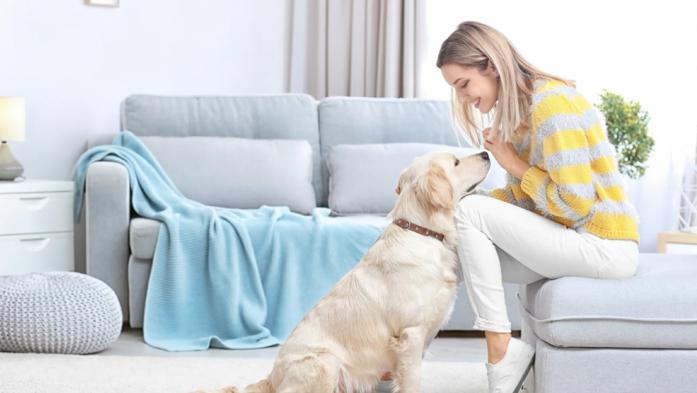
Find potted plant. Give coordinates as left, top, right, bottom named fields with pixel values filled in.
left=595, top=90, right=654, bottom=179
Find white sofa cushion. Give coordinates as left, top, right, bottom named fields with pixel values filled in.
left=520, top=253, right=697, bottom=349
left=326, top=142, right=506, bottom=215
left=140, top=136, right=316, bottom=214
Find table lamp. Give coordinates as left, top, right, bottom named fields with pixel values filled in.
left=0, top=97, right=26, bottom=180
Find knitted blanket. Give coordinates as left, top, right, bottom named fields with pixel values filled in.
left=73, top=131, right=381, bottom=351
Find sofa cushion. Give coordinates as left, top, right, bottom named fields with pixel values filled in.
left=129, top=215, right=390, bottom=261
left=520, top=253, right=697, bottom=349
left=327, top=213, right=391, bottom=228
left=327, top=143, right=507, bottom=215
left=121, top=94, right=322, bottom=204
left=318, top=97, right=469, bottom=206
left=139, top=136, right=316, bottom=214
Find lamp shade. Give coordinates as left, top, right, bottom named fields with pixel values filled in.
left=0, top=97, right=26, bottom=142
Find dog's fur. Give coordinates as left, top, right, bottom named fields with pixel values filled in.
left=198, top=151, right=490, bottom=393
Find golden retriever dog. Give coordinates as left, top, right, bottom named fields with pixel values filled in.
left=198, top=150, right=491, bottom=393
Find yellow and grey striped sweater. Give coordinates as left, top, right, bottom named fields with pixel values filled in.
left=488, top=79, right=640, bottom=243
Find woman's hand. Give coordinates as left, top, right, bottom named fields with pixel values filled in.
left=482, top=128, right=531, bottom=179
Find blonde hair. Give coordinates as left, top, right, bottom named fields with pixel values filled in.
left=436, top=21, right=574, bottom=146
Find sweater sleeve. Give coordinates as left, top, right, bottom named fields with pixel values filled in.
left=488, top=185, right=515, bottom=203
left=478, top=182, right=538, bottom=212
left=520, top=95, right=596, bottom=222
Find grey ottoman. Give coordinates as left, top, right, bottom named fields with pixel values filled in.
left=519, top=253, right=697, bottom=393
left=0, top=271, right=122, bottom=354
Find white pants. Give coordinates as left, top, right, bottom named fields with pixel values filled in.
left=454, top=195, right=639, bottom=333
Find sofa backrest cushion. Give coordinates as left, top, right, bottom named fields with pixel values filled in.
left=121, top=94, right=322, bottom=204
left=122, top=95, right=481, bottom=210
left=327, top=143, right=507, bottom=215
left=139, top=136, right=316, bottom=214
left=318, top=97, right=470, bottom=206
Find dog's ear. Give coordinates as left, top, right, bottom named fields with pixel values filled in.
left=414, top=165, right=454, bottom=214
left=395, top=168, right=411, bottom=195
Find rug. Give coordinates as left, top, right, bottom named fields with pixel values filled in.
left=0, top=353, right=488, bottom=393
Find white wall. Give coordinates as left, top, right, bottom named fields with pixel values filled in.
left=0, top=0, right=290, bottom=180
left=422, top=0, right=697, bottom=251
left=0, top=0, right=290, bottom=273
left=3, top=0, right=695, bottom=257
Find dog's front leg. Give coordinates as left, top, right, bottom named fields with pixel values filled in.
left=389, top=326, right=425, bottom=393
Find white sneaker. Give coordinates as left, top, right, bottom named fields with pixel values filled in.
left=485, top=338, right=535, bottom=393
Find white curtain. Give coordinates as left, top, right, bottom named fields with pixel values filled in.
left=680, top=140, right=697, bottom=231
left=289, top=0, right=427, bottom=99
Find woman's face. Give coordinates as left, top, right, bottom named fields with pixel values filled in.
left=441, top=63, right=499, bottom=114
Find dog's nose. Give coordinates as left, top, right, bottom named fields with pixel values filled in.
left=480, top=151, right=490, bottom=161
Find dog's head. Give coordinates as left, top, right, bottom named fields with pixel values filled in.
left=394, top=151, right=491, bottom=216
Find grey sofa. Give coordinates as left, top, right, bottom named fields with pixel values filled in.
left=519, top=252, right=697, bottom=392
left=85, top=94, right=697, bottom=392
left=84, top=93, right=523, bottom=331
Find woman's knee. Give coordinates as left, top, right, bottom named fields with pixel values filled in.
left=602, top=259, right=638, bottom=280
left=454, top=194, right=491, bottom=225
left=598, top=243, right=639, bottom=280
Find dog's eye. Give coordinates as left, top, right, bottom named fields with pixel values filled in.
left=454, top=158, right=460, bottom=166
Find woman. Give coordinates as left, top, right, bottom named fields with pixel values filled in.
left=437, top=21, right=639, bottom=392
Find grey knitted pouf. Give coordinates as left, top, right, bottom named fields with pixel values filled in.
left=0, top=271, right=122, bottom=354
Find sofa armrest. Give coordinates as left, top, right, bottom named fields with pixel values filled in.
left=85, top=161, right=131, bottom=322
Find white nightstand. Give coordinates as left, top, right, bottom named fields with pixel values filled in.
left=0, top=180, right=75, bottom=275
left=657, top=231, right=697, bottom=254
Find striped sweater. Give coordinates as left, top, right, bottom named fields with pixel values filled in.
left=488, top=79, right=640, bottom=243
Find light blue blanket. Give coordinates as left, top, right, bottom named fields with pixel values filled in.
left=73, top=131, right=382, bottom=351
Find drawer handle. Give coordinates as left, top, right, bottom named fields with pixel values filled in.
left=18, top=196, right=49, bottom=211
left=20, top=237, right=51, bottom=252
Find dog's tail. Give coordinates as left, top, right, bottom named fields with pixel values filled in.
left=243, top=378, right=274, bottom=393
left=190, top=385, right=243, bottom=393
left=193, top=378, right=271, bottom=393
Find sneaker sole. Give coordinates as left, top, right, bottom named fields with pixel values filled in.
left=512, top=354, right=535, bottom=393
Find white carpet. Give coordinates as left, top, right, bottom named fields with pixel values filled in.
left=0, top=353, right=489, bottom=393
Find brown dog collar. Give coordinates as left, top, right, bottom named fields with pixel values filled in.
left=393, top=218, right=445, bottom=242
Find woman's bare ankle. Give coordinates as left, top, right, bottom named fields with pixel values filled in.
left=484, top=331, right=512, bottom=364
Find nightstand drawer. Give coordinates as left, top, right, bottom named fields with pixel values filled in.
left=0, top=192, right=73, bottom=235
left=0, top=232, right=74, bottom=275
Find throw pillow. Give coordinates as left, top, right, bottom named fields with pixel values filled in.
left=140, top=135, right=316, bottom=214
left=326, top=142, right=506, bottom=215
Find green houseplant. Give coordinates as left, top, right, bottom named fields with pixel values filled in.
left=596, top=90, right=654, bottom=179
